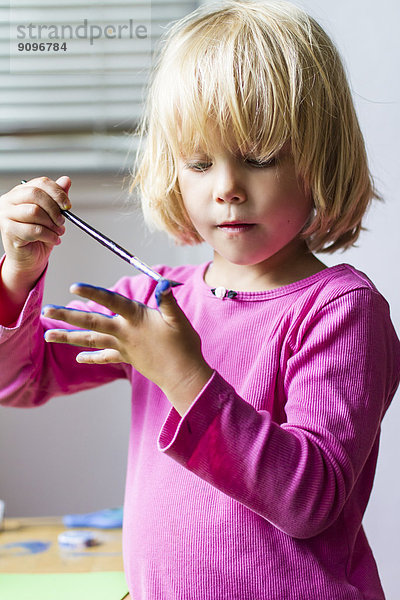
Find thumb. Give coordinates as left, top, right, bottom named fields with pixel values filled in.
left=56, top=175, right=72, bottom=193
left=155, top=279, right=182, bottom=323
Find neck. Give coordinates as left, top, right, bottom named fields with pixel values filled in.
left=205, top=240, right=327, bottom=292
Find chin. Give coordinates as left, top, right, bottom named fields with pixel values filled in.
left=220, top=253, right=271, bottom=267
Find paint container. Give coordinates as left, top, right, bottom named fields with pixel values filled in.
left=58, top=530, right=99, bottom=550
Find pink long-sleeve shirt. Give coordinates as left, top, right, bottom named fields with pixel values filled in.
left=1, top=258, right=400, bottom=600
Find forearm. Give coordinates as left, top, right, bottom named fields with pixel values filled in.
left=159, top=371, right=352, bottom=539
left=163, top=361, right=215, bottom=417
left=0, top=255, right=45, bottom=326
left=0, top=264, right=46, bottom=406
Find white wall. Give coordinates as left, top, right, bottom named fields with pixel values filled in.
left=297, top=2, right=400, bottom=597
left=1, top=0, right=399, bottom=597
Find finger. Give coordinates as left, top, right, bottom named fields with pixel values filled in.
left=23, top=176, right=71, bottom=210
left=11, top=203, right=65, bottom=238
left=13, top=201, right=65, bottom=230
left=76, top=349, right=124, bottom=364
left=5, top=190, right=64, bottom=230
left=2, top=217, right=64, bottom=249
left=55, top=175, right=72, bottom=194
left=69, top=283, right=146, bottom=322
left=42, top=304, right=118, bottom=335
left=155, top=279, right=186, bottom=327
left=155, top=279, right=172, bottom=307
left=44, top=327, right=118, bottom=350
left=17, top=176, right=71, bottom=226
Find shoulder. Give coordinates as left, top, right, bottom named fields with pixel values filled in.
left=305, top=262, right=377, bottom=294
left=286, top=263, right=399, bottom=354
left=291, top=263, right=388, bottom=315
left=285, top=264, right=400, bottom=409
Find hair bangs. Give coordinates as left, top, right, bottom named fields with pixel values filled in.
left=160, top=11, right=290, bottom=162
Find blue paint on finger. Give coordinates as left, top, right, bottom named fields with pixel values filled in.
left=155, top=279, right=172, bottom=307
left=70, top=282, right=107, bottom=292
left=42, top=304, right=65, bottom=314
left=42, top=305, right=115, bottom=319
left=44, top=328, right=76, bottom=335
left=44, top=328, right=94, bottom=342
left=42, top=305, right=85, bottom=315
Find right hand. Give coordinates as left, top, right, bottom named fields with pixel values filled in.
left=0, top=176, right=71, bottom=286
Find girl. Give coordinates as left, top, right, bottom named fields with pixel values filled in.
left=1, top=1, right=399, bottom=598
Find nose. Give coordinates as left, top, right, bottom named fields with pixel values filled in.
left=214, top=160, right=246, bottom=204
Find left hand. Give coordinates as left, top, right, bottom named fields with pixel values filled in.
left=42, top=280, right=214, bottom=414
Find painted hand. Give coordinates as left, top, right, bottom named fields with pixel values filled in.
left=42, top=280, right=214, bottom=414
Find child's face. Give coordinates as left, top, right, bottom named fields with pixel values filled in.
left=176, top=138, right=313, bottom=275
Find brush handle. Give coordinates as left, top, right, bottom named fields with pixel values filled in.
left=20, top=181, right=182, bottom=287
left=61, top=209, right=134, bottom=264
left=61, top=209, right=175, bottom=284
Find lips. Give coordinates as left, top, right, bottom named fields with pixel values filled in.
left=217, top=221, right=255, bottom=233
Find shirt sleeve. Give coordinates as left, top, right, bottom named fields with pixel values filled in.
left=0, top=257, right=131, bottom=408
left=158, top=288, right=400, bottom=539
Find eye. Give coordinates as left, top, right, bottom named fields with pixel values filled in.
left=244, top=156, right=277, bottom=168
left=184, top=161, right=212, bottom=172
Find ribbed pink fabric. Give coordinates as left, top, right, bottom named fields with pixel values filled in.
left=1, top=257, right=399, bottom=600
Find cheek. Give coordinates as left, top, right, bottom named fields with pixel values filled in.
left=265, top=189, right=313, bottom=234
left=177, top=171, right=193, bottom=203
left=177, top=174, right=190, bottom=212
left=184, top=204, right=207, bottom=236
left=176, top=180, right=207, bottom=239
left=275, top=173, right=313, bottom=219
left=177, top=173, right=205, bottom=218
left=179, top=188, right=197, bottom=221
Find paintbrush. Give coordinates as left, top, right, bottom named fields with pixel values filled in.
left=20, top=181, right=182, bottom=287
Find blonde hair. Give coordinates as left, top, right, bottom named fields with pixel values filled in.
left=131, top=0, right=380, bottom=252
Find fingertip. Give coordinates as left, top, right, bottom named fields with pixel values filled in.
left=42, top=303, right=62, bottom=316
left=69, top=282, right=84, bottom=294
left=159, top=279, right=172, bottom=293
left=76, top=352, right=89, bottom=363
left=56, top=175, right=71, bottom=189
left=55, top=176, right=71, bottom=210
left=155, top=278, right=172, bottom=307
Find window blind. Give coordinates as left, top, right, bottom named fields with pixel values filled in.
left=0, top=0, right=197, bottom=174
